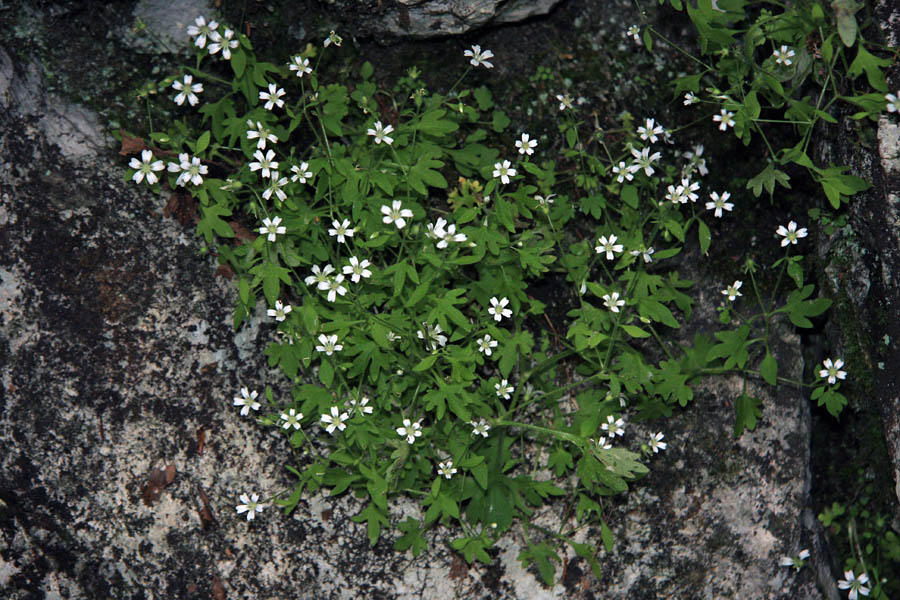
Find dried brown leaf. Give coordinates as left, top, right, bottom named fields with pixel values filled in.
left=119, top=130, right=147, bottom=156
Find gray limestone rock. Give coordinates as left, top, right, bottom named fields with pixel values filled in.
left=369, top=0, right=564, bottom=37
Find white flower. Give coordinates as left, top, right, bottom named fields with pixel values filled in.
left=348, top=396, right=374, bottom=416
left=515, top=133, right=537, bottom=155
left=601, top=415, right=626, bottom=437
left=259, top=83, right=286, bottom=110
left=493, top=160, right=516, bottom=184
left=129, top=150, right=164, bottom=185
left=630, top=146, right=661, bottom=176
left=595, top=234, right=624, bottom=260
left=713, top=108, right=735, bottom=131
left=417, top=323, right=448, bottom=350
left=706, top=191, right=733, bottom=217
left=535, top=194, right=555, bottom=208
left=649, top=432, right=667, bottom=453
left=819, top=358, right=847, bottom=385
left=172, top=74, right=203, bottom=106
left=837, top=571, right=870, bottom=599
left=637, top=118, right=665, bottom=144
left=328, top=218, right=354, bottom=243
left=603, top=292, right=625, bottom=313
left=233, top=387, right=260, bottom=416
left=626, top=25, right=641, bottom=43
left=776, top=221, right=808, bottom=246
left=267, top=300, right=292, bottom=321
left=235, top=492, right=264, bottom=521
left=249, top=149, right=279, bottom=179
left=246, top=120, right=278, bottom=150
left=208, top=28, right=239, bottom=60
left=666, top=183, right=687, bottom=205
left=612, top=161, right=637, bottom=183
left=464, top=45, right=494, bottom=68
left=262, top=176, right=288, bottom=202
left=320, top=406, right=349, bottom=434
left=476, top=334, right=497, bottom=356
left=259, top=215, right=286, bottom=242
left=683, top=144, right=709, bottom=176
left=381, top=200, right=414, bottom=229
left=288, top=55, right=312, bottom=77
left=323, top=274, right=348, bottom=302
left=291, top=161, right=313, bottom=184
left=187, top=16, right=218, bottom=49
left=488, top=297, right=512, bottom=322
left=683, top=92, right=699, bottom=106
left=437, top=223, right=466, bottom=249
left=367, top=121, right=394, bottom=145
left=680, top=178, right=700, bottom=202
left=323, top=30, right=342, bottom=47
left=469, top=418, right=491, bottom=438
left=630, top=247, right=655, bottom=263
left=343, top=256, right=372, bottom=283
left=305, top=264, right=334, bottom=288
left=556, top=93, right=573, bottom=111
left=280, top=408, right=303, bottom=430
left=592, top=436, right=612, bottom=450
left=396, top=418, right=423, bottom=444
left=168, top=154, right=207, bottom=186
left=386, top=331, right=401, bottom=343
left=779, top=549, right=810, bottom=571
left=495, top=379, right=514, bottom=400
left=315, top=334, right=343, bottom=355
left=886, top=92, right=900, bottom=113
left=722, top=281, right=743, bottom=302
left=773, top=45, right=796, bottom=66
left=437, top=460, right=457, bottom=479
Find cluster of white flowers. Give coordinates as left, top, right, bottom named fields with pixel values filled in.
left=426, top=217, right=467, bottom=249
left=167, top=152, right=208, bottom=187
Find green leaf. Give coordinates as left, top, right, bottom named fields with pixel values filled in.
left=600, top=519, right=614, bottom=552
left=518, top=542, right=559, bottom=586
left=351, top=503, right=389, bottom=546
left=196, top=130, right=211, bottom=153
left=833, top=0, right=861, bottom=48
left=746, top=164, right=791, bottom=198
left=360, top=61, right=374, bottom=79
left=621, top=324, right=651, bottom=339
left=817, top=388, right=847, bottom=417
left=697, top=219, right=711, bottom=255
left=491, top=110, right=510, bottom=132
left=471, top=462, right=489, bottom=490
left=250, top=262, right=292, bottom=306
left=734, top=394, right=762, bottom=436
left=413, top=353, right=439, bottom=372
left=394, top=518, right=427, bottom=556
left=473, top=86, right=494, bottom=110
left=760, top=352, right=778, bottom=386
left=548, top=448, right=573, bottom=477
left=197, top=202, right=235, bottom=244
left=231, top=49, right=246, bottom=78
left=416, top=109, right=459, bottom=136
left=847, top=44, right=890, bottom=91
left=319, top=359, right=334, bottom=387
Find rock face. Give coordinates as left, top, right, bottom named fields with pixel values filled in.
left=0, top=0, right=835, bottom=598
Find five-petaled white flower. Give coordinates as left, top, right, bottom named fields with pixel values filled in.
left=168, top=154, right=207, bottom=186
left=683, top=92, right=699, bottom=106
left=464, top=45, right=494, bottom=68
left=493, top=160, right=516, bottom=184
left=208, top=28, right=239, bottom=60
left=259, top=83, right=286, bottom=110
left=172, top=74, right=203, bottom=106
left=305, top=264, right=334, bottom=288
left=418, top=323, right=447, bottom=350
left=516, top=133, right=537, bottom=155
left=819, top=358, right=847, bottom=385
left=603, top=292, right=625, bottom=313
left=488, top=297, right=512, bottom=322
left=367, top=121, right=394, bottom=145
left=630, top=246, right=655, bottom=263
left=779, top=549, right=810, bottom=571
left=626, top=25, right=641, bottom=43
left=323, top=275, right=348, bottom=302
left=280, top=408, right=303, bottom=430
left=187, top=16, right=218, bottom=49
left=886, top=91, right=900, bottom=113
left=612, top=161, right=638, bottom=183
left=601, top=415, right=626, bottom=437
left=776, top=221, right=808, bottom=246
left=637, top=118, right=665, bottom=144
left=259, top=216, right=286, bottom=241
left=592, top=436, right=612, bottom=450
left=495, top=379, right=514, bottom=400
left=343, top=256, right=372, bottom=283
left=649, top=432, right=667, bottom=453
left=348, top=396, right=374, bottom=416
left=328, top=218, right=354, bottom=243
left=267, top=300, right=292, bottom=321
left=396, top=418, right=423, bottom=444
left=713, top=108, right=736, bottom=131
left=773, top=45, right=796, bottom=66
left=381, top=200, right=414, bottom=229
left=470, top=418, right=491, bottom=438
left=630, top=146, right=661, bottom=176
left=235, top=492, right=264, bottom=521
left=246, top=120, right=278, bottom=150
left=288, top=55, right=312, bottom=78
left=556, top=93, right=573, bottom=111
left=291, top=161, right=313, bottom=184
left=437, top=460, right=457, bottom=479
left=476, top=334, right=497, bottom=356
left=595, top=235, right=624, bottom=260
left=320, top=406, right=349, bottom=434
left=129, top=150, right=164, bottom=185
left=233, top=387, right=260, bottom=416
left=837, top=570, right=870, bottom=600
left=263, top=175, right=289, bottom=202
left=722, top=281, right=743, bottom=302
left=706, top=191, right=734, bottom=217
left=683, top=144, right=709, bottom=176
left=249, top=149, right=279, bottom=179
left=316, top=334, right=343, bottom=355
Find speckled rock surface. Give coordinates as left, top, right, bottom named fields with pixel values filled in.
left=0, top=1, right=833, bottom=598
